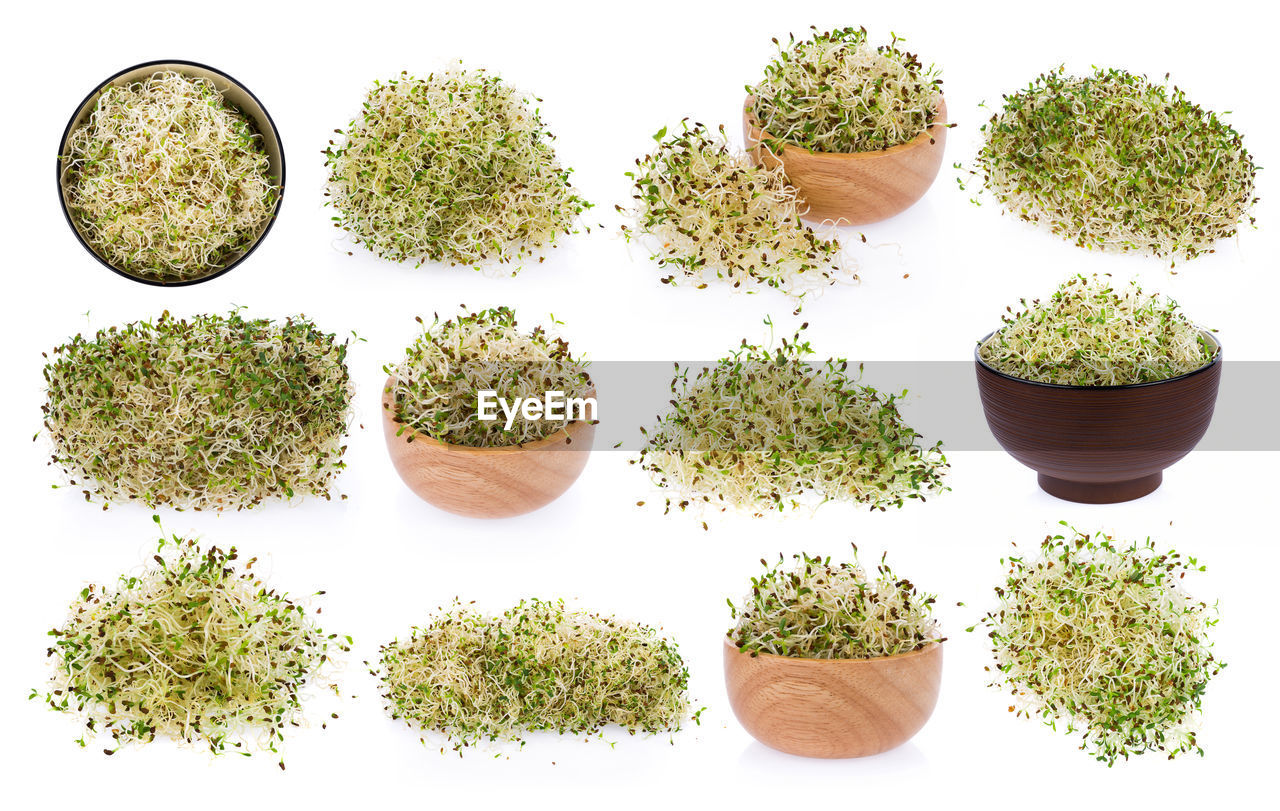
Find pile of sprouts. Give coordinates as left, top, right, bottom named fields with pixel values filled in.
left=978, top=274, right=1216, bottom=385
left=729, top=547, right=941, bottom=659
left=384, top=307, right=592, bottom=447
left=377, top=598, right=693, bottom=750
left=748, top=26, right=943, bottom=153
left=979, top=526, right=1222, bottom=765
left=622, top=121, right=853, bottom=302
left=973, top=66, right=1258, bottom=262
left=42, top=310, right=354, bottom=510
left=324, top=67, right=590, bottom=269
left=61, top=70, right=279, bottom=282
left=40, top=522, right=348, bottom=757
left=638, top=321, right=948, bottom=515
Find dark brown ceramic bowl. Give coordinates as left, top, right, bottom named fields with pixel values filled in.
left=974, top=333, right=1222, bottom=503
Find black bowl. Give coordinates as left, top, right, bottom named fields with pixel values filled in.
left=56, top=59, right=285, bottom=286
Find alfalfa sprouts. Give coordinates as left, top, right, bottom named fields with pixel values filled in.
left=42, top=310, right=354, bottom=510
left=621, top=121, right=853, bottom=303
left=324, top=67, right=591, bottom=270
left=61, top=70, right=279, bottom=282
left=638, top=320, right=948, bottom=515
left=729, top=546, right=941, bottom=659
left=978, top=525, right=1223, bottom=765
left=376, top=598, right=694, bottom=751
left=978, top=274, right=1216, bottom=386
left=748, top=26, right=943, bottom=153
left=973, top=66, right=1258, bottom=263
left=384, top=307, right=593, bottom=447
left=39, top=520, right=350, bottom=758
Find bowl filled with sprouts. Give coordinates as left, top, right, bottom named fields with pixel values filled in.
left=724, top=548, right=944, bottom=758
left=57, top=60, right=284, bottom=285
left=743, top=26, right=948, bottom=225
left=381, top=307, right=596, bottom=518
left=975, top=274, right=1222, bottom=503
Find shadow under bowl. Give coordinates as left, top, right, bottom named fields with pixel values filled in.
left=974, top=332, right=1222, bottom=503
left=723, top=637, right=943, bottom=759
left=381, top=378, right=595, bottom=519
left=57, top=59, right=285, bottom=286
left=742, top=96, right=947, bottom=226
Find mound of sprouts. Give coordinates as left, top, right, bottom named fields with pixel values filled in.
left=978, top=274, right=1215, bottom=386
left=978, top=526, right=1222, bottom=765
left=61, top=70, right=279, bottom=282
left=748, top=26, right=943, bottom=153
left=42, top=310, right=354, bottom=510
left=384, top=307, right=592, bottom=447
left=40, top=522, right=349, bottom=756
left=622, top=121, right=853, bottom=302
left=973, top=66, right=1257, bottom=262
left=377, top=598, right=693, bottom=750
left=729, top=546, right=941, bottom=659
left=638, top=321, right=947, bottom=515
left=324, top=67, right=590, bottom=270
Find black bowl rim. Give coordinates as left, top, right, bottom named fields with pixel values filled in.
left=974, top=330, right=1222, bottom=391
left=56, top=58, right=286, bottom=288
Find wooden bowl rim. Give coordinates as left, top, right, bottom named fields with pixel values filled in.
left=744, top=94, right=948, bottom=161
left=56, top=59, right=286, bottom=287
left=382, top=376, right=595, bottom=455
left=724, top=635, right=942, bottom=666
left=974, top=330, right=1222, bottom=391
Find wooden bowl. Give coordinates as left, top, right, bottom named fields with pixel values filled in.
left=743, top=96, right=947, bottom=226
left=57, top=60, right=285, bottom=286
left=723, top=637, right=943, bottom=758
left=974, top=333, right=1222, bottom=503
left=381, top=378, right=594, bottom=518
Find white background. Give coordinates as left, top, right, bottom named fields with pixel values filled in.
left=1, top=0, right=1275, bottom=807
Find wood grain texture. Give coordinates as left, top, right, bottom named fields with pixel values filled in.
left=743, top=96, right=947, bottom=226
left=381, top=378, right=594, bottom=518
left=974, top=334, right=1222, bottom=503
left=723, top=638, right=942, bottom=759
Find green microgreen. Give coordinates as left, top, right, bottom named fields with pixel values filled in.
left=972, top=66, right=1258, bottom=262
left=979, top=273, right=1215, bottom=385
left=621, top=120, right=854, bottom=302
left=376, top=598, right=692, bottom=751
left=638, top=320, right=948, bottom=514
left=979, top=526, right=1222, bottom=765
left=748, top=26, right=943, bottom=153
left=40, top=525, right=349, bottom=756
left=729, top=546, right=941, bottom=658
left=323, top=66, right=591, bottom=270
left=384, top=307, right=592, bottom=447
left=42, top=310, right=354, bottom=510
